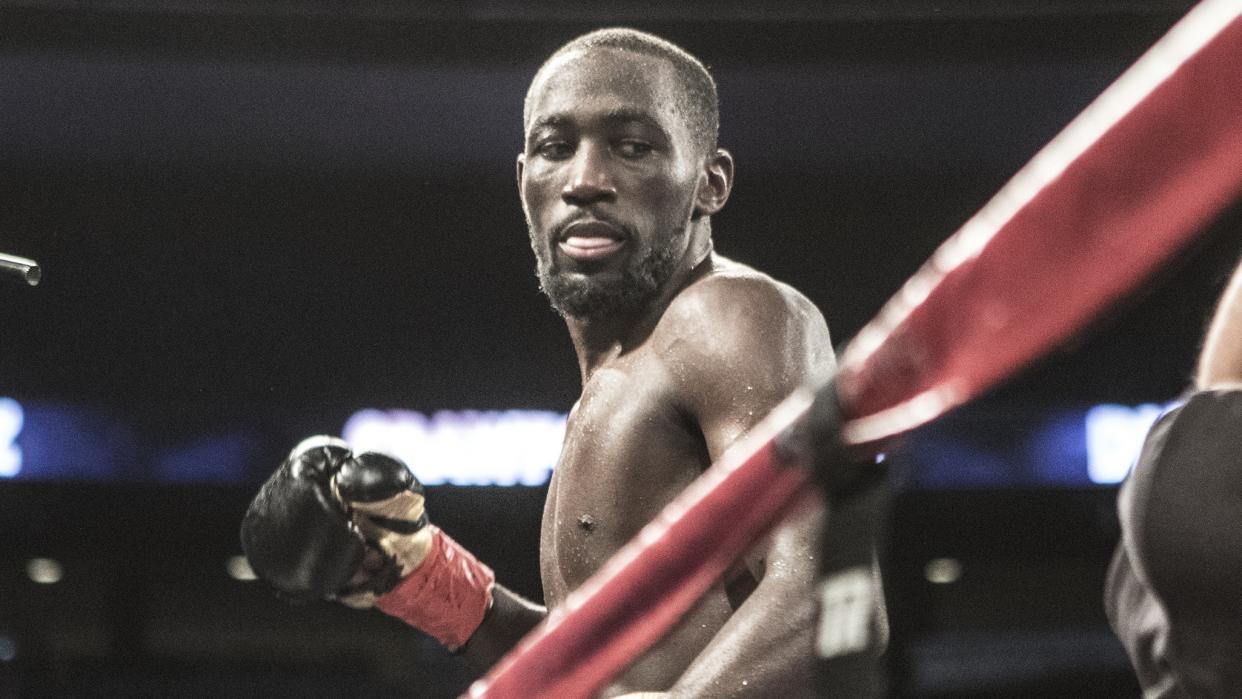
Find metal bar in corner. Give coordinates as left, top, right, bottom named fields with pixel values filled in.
left=0, top=252, right=41, bottom=286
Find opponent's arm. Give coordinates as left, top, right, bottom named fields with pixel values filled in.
left=1105, top=256, right=1242, bottom=692
left=660, top=271, right=838, bottom=698
left=1196, top=256, right=1242, bottom=388
left=1139, top=255, right=1242, bottom=601
left=240, top=436, right=545, bottom=670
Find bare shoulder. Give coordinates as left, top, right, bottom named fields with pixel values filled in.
left=652, top=255, right=835, bottom=406
left=657, top=255, right=831, bottom=356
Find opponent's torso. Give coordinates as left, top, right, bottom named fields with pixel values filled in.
left=1106, top=389, right=1242, bottom=697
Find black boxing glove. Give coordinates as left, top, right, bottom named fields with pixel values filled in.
left=240, top=436, right=367, bottom=602
left=330, top=447, right=435, bottom=606
left=242, top=436, right=496, bottom=651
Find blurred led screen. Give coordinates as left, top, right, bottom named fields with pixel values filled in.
left=0, top=396, right=1175, bottom=488
left=342, top=408, right=567, bottom=486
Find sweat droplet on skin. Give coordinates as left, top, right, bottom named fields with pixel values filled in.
left=578, top=514, right=595, bottom=532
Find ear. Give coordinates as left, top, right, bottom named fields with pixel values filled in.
left=694, top=149, right=734, bottom=218
left=516, top=152, right=527, bottom=200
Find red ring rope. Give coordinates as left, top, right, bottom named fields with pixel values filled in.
left=468, top=3, right=1242, bottom=696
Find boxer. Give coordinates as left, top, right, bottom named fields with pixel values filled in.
left=1106, top=255, right=1242, bottom=696
left=244, top=28, right=842, bottom=698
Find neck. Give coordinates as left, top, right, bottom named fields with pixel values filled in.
left=565, top=222, right=714, bottom=382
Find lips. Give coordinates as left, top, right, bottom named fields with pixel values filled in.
left=557, top=220, right=626, bottom=261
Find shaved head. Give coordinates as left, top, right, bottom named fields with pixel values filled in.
left=525, top=28, right=720, bottom=158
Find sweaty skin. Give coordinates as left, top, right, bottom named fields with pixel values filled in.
left=316, top=36, right=838, bottom=697
left=540, top=258, right=833, bottom=697
left=374, top=42, right=835, bottom=697
left=511, top=46, right=835, bottom=697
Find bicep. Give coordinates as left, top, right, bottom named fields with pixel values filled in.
left=678, top=293, right=833, bottom=574
left=750, top=492, right=825, bottom=583
left=690, top=298, right=834, bottom=462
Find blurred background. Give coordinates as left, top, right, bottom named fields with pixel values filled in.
left=1, top=0, right=1239, bottom=696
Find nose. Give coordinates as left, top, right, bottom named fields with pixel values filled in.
left=562, top=142, right=617, bottom=206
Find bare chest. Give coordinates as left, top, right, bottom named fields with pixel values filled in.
left=539, top=367, right=707, bottom=606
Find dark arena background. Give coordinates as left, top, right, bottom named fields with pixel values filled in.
left=0, top=1, right=1238, bottom=696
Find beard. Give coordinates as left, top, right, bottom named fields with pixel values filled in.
left=531, top=225, right=686, bottom=319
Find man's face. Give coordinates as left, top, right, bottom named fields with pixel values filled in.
left=519, top=49, right=703, bottom=318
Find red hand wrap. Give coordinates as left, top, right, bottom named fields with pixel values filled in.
left=375, top=526, right=496, bottom=651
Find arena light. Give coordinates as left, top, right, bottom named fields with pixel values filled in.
left=1084, top=402, right=1172, bottom=484
left=226, top=555, right=257, bottom=582
left=0, top=397, right=23, bottom=478
left=25, top=558, right=63, bottom=585
left=342, top=409, right=567, bottom=486
left=924, top=558, right=963, bottom=585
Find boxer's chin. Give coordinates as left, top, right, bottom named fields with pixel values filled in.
left=539, top=271, right=651, bottom=318
left=537, top=243, right=679, bottom=319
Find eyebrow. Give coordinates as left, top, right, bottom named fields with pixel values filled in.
left=529, top=108, right=670, bottom=138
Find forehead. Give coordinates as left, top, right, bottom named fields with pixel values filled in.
left=526, top=48, right=682, bottom=131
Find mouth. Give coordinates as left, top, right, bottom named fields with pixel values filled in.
left=557, top=219, right=626, bottom=262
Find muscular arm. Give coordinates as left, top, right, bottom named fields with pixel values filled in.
left=1105, top=256, right=1242, bottom=693
left=1133, top=256, right=1242, bottom=591
left=657, top=266, right=835, bottom=698
left=1196, top=256, right=1242, bottom=388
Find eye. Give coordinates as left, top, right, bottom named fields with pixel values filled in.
left=616, top=140, right=654, bottom=159
left=535, top=140, right=573, bottom=160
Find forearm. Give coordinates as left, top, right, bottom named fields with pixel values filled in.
left=1197, top=257, right=1242, bottom=388
left=666, top=500, right=825, bottom=698
left=458, top=584, right=547, bottom=670
left=666, top=576, right=818, bottom=698
left=369, top=526, right=545, bottom=669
